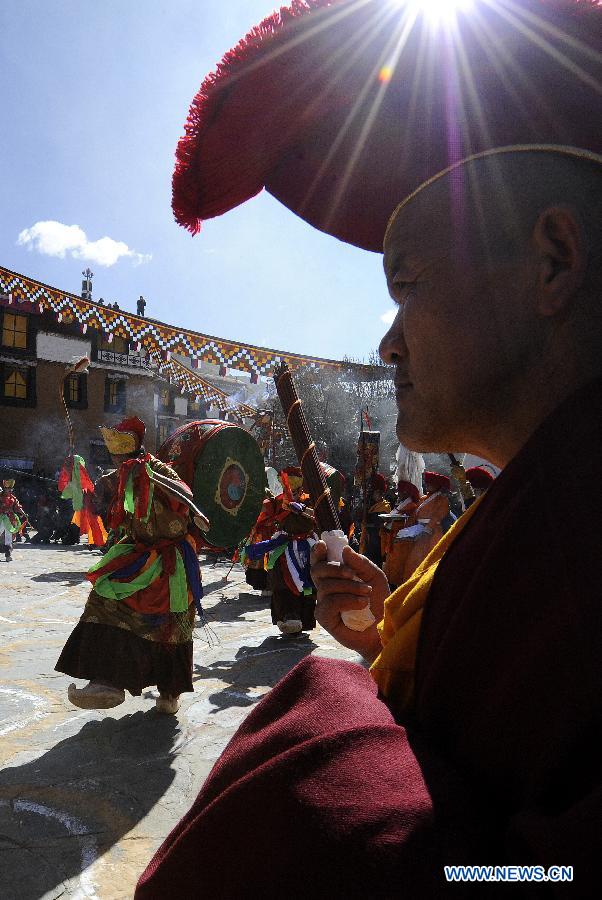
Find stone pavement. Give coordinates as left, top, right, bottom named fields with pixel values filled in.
left=0, top=543, right=358, bottom=900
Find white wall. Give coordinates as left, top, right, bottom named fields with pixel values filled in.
left=174, top=396, right=188, bottom=416
left=37, top=332, right=91, bottom=364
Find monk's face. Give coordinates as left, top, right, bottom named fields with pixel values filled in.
left=380, top=180, right=540, bottom=454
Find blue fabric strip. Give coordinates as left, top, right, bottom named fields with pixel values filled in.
left=245, top=533, right=289, bottom=561
left=180, top=539, right=203, bottom=615
left=111, top=551, right=151, bottom=580
left=288, top=539, right=313, bottom=591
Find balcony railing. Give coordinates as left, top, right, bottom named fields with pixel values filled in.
left=97, top=350, right=146, bottom=368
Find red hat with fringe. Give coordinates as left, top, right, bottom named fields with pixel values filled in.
left=173, top=0, right=602, bottom=252
left=424, top=471, right=451, bottom=493
left=466, top=465, right=495, bottom=491
left=397, top=479, right=420, bottom=504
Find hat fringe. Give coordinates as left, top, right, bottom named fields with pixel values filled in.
left=172, top=0, right=602, bottom=236
left=172, top=0, right=336, bottom=234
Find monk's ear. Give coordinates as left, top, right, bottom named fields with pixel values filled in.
left=532, top=205, right=587, bottom=316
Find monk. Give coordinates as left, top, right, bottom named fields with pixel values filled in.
left=381, top=479, right=420, bottom=589
left=136, top=147, right=602, bottom=898
left=135, top=0, right=601, bottom=894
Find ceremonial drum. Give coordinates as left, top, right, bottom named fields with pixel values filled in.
left=158, top=420, right=266, bottom=551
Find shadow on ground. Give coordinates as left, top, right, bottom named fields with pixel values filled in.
left=202, top=587, right=269, bottom=626
left=0, top=711, right=178, bottom=900
left=192, top=633, right=317, bottom=710
left=31, top=570, right=87, bottom=585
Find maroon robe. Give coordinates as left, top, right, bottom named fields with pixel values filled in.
left=136, top=377, right=602, bottom=898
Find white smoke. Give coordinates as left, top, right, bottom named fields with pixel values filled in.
left=395, top=443, right=425, bottom=491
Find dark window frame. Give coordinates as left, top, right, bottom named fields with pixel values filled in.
left=158, top=387, right=174, bottom=415
left=104, top=376, right=126, bottom=413
left=0, top=362, right=37, bottom=408
left=64, top=373, right=88, bottom=410
left=0, top=309, right=36, bottom=358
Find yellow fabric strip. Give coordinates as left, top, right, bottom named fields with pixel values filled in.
left=370, top=495, right=485, bottom=713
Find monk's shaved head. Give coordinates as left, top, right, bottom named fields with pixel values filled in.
left=388, top=150, right=602, bottom=278
left=380, top=150, right=602, bottom=466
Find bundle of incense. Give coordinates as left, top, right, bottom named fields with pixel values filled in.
left=274, top=362, right=375, bottom=632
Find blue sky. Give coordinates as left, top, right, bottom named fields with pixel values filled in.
left=1, top=0, right=392, bottom=362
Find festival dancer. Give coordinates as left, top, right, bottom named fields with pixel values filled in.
left=244, top=467, right=318, bottom=636
left=241, top=489, right=279, bottom=595
left=0, top=478, right=28, bottom=562
left=56, top=416, right=209, bottom=714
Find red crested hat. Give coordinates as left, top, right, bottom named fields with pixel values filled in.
left=424, top=471, right=451, bottom=493
left=371, top=472, right=387, bottom=493
left=115, top=417, right=145, bottom=446
left=173, top=0, right=602, bottom=252
left=397, top=479, right=420, bottom=504
left=466, top=465, right=495, bottom=490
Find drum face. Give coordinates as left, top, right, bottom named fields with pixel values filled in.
left=159, top=420, right=266, bottom=551
left=193, top=426, right=266, bottom=549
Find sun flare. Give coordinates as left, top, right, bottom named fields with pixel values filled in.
left=389, top=0, right=475, bottom=26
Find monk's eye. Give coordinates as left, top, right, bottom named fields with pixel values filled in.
left=391, top=280, right=416, bottom=304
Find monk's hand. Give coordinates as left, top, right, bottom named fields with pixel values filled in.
left=310, top=542, right=389, bottom=663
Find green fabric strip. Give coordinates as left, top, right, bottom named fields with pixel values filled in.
left=124, top=471, right=135, bottom=515
left=61, top=455, right=84, bottom=511
left=144, top=463, right=155, bottom=521
left=266, top=543, right=287, bottom=571
left=89, top=541, right=191, bottom=612
left=0, top=513, right=19, bottom=534
left=93, top=554, right=163, bottom=601
left=168, top=548, right=188, bottom=613
left=88, top=542, right=136, bottom=574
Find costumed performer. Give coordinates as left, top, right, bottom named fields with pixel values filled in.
left=135, top=1, right=602, bottom=896
left=0, top=478, right=28, bottom=562
left=241, top=489, right=279, bottom=595
left=56, top=416, right=209, bottom=714
left=244, top=466, right=317, bottom=636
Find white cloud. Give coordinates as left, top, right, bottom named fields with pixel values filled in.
left=380, top=309, right=396, bottom=325
left=17, top=220, right=151, bottom=268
